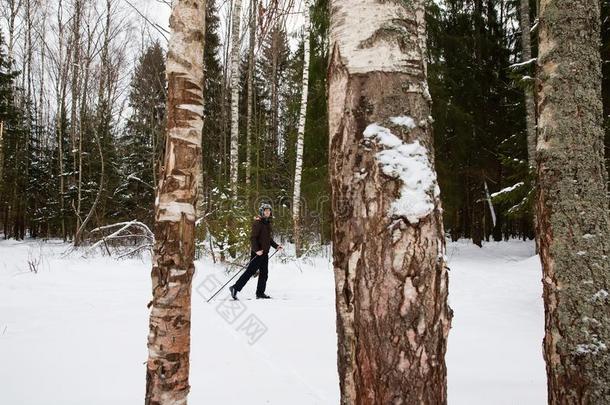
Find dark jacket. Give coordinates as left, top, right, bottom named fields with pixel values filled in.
left=251, top=217, right=278, bottom=254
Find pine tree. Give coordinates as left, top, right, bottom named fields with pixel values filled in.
left=118, top=42, right=166, bottom=226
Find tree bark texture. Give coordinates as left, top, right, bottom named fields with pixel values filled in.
left=229, top=0, right=242, bottom=195
left=328, top=0, right=452, bottom=403
left=145, top=0, right=205, bottom=403
left=536, top=0, right=610, bottom=403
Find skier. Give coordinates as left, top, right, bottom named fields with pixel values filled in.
left=229, top=203, right=283, bottom=299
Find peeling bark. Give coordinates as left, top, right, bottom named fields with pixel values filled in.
left=329, top=0, right=452, bottom=403
left=145, top=0, right=205, bottom=404
left=536, top=0, right=610, bottom=402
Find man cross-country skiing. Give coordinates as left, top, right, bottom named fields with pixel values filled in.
left=229, top=203, right=283, bottom=299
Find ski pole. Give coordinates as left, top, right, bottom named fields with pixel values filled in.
left=206, top=249, right=280, bottom=302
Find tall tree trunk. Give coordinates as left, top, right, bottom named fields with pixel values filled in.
left=229, top=0, right=242, bottom=195
left=292, top=0, right=310, bottom=258
left=270, top=23, right=279, bottom=154
left=220, top=2, right=232, bottom=184
left=245, top=0, right=257, bottom=189
left=536, top=0, right=610, bottom=403
left=520, top=0, right=536, bottom=165
left=145, top=0, right=205, bottom=403
left=69, top=0, right=82, bottom=239
left=74, top=0, right=111, bottom=246
left=56, top=0, right=68, bottom=240
left=328, top=0, right=452, bottom=403
left=0, top=121, right=4, bottom=186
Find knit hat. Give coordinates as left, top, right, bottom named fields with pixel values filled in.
left=258, top=203, right=273, bottom=217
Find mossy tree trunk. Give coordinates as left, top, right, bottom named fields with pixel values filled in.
left=536, top=0, right=610, bottom=402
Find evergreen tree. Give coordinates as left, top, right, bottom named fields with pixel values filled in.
left=427, top=0, right=529, bottom=244
left=117, top=42, right=166, bottom=226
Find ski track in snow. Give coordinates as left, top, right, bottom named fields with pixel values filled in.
left=0, top=239, right=546, bottom=404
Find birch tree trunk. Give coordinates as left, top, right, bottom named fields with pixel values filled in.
left=292, top=0, right=310, bottom=258
left=145, top=0, right=205, bottom=403
left=536, top=0, right=610, bottom=402
left=245, top=0, right=256, bottom=189
left=229, top=0, right=242, bottom=195
left=328, top=0, right=452, bottom=403
left=520, top=0, right=536, bottom=165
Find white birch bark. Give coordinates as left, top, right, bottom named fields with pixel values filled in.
left=292, top=0, right=310, bottom=257
left=145, top=0, right=205, bottom=403
left=245, top=0, right=256, bottom=188
left=229, top=0, right=242, bottom=195
left=329, top=0, right=451, bottom=402
left=519, top=0, right=536, bottom=165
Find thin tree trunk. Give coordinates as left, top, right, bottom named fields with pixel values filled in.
left=536, top=0, right=610, bottom=402
left=74, top=0, right=111, bottom=246
left=328, top=0, right=452, bottom=403
left=145, top=0, right=205, bottom=403
left=520, top=0, right=536, bottom=165
left=271, top=23, right=279, bottom=154
left=74, top=7, right=93, bottom=244
left=292, top=0, right=310, bottom=258
left=69, top=0, right=82, bottom=239
left=56, top=0, right=68, bottom=240
left=220, top=1, right=232, bottom=184
left=229, top=0, right=242, bottom=195
left=245, top=0, right=257, bottom=189
left=0, top=121, right=4, bottom=185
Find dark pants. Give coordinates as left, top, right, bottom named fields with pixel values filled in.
left=234, top=251, right=269, bottom=296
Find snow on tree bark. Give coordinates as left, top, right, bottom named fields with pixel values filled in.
left=328, top=0, right=452, bottom=403
left=145, top=0, right=205, bottom=403
left=536, top=0, right=610, bottom=403
left=229, top=0, right=242, bottom=195
left=292, top=0, right=311, bottom=258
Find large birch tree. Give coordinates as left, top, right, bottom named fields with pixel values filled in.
left=328, top=0, right=452, bottom=402
left=536, top=0, right=610, bottom=402
left=145, top=0, right=205, bottom=403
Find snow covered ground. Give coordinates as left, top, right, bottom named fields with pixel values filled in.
left=0, top=239, right=546, bottom=404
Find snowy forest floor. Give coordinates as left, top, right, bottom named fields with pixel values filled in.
left=0, top=239, right=546, bottom=404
